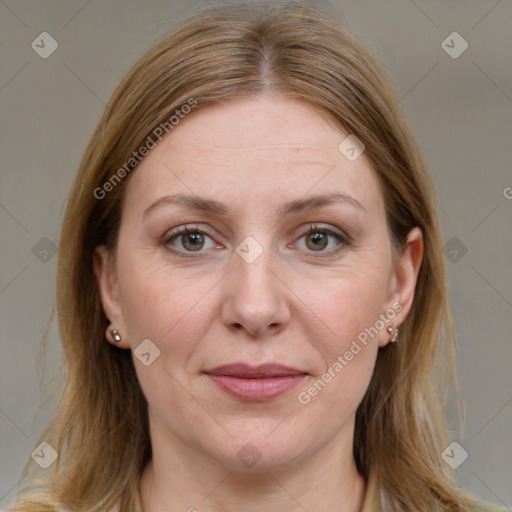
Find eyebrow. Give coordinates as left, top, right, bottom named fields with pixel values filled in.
left=142, top=191, right=367, bottom=218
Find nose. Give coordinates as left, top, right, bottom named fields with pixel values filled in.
left=220, top=243, right=291, bottom=338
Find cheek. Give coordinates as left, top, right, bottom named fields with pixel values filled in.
left=116, top=252, right=219, bottom=359
left=115, top=256, right=220, bottom=429
left=296, top=284, right=381, bottom=421
left=293, top=262, right=390, bottom=410
left=299, top=263, right=391, bottom=352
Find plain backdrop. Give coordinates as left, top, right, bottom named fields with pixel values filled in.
left=1, top=0, right=511, bottom=508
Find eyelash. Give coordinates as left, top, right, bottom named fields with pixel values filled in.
left=162, top=224, right=351, bottom=258
left=294, top=224, right=351, bottom=256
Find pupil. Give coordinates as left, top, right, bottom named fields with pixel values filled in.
left=307, top=232, right=327, bottom=251
left=184, top=233, right=203, bottom=251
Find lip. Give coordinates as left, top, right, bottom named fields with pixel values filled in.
left=204, top=363, right=307, bottom=401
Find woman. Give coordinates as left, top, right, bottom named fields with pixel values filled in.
left=7, top=2, right=507, bottom=511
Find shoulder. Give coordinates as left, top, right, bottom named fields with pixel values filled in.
left=472, top=506, right=510, bottom=512
left=1, top=509, right=116, bottom=512
left=474, top=505, right=510, bottom=512
left=467, top=496, right=510, bottom=512
left=1, top=506, right=120, bottom=512
left=1, top=509, right=118, bottom=512
left=1, top=500, right=119, bottom=512
left=1, top=507, right=74, bottom=512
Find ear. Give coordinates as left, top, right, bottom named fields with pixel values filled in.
left=379, top=226, right=424, bottom=347
left=93, top=245, right=130, bottom=349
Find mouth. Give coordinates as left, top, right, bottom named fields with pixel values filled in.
left=203, top=363, right=308, bottom=401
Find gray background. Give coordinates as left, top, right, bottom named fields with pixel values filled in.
left=1, top=0, right=511, bottom=508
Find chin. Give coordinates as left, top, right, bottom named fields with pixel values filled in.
left=202, top=431, right=309, bottom=473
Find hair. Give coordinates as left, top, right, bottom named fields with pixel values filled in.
left=8, top=2, right=474, bottom=511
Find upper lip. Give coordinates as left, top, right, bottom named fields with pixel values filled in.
left=203, top=363, right=307, bottom=378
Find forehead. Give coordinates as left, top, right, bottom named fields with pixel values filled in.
left=124, top=96, right=384, bottom=216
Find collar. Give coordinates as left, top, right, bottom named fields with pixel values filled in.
left=128, top=469, right=383, bottom=512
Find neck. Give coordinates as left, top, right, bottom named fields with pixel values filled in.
left=139, top=416, right=366, bottom=512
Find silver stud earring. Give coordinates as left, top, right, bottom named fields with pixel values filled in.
left=109, top=328, right=121, bottom=343
left=386, top=325, right=399, bottom=343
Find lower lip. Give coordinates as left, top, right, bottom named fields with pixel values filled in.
left=207, top=374, right=306, bottom=401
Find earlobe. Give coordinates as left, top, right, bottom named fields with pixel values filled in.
left=93, top=245, right=129, bottom=348
left=380, top=227, right=424, bottom=347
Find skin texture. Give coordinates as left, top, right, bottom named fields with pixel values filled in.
left=94, top=96, right=423, bottom=512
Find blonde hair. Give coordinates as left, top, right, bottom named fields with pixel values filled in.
left=10, top=3, right=471, bottom=511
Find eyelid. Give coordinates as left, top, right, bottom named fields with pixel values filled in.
left=162, top=223, right=351, bottom=257
left=162, top=224, right=216, bottom=242
left=294, top=224, right=351, bottom=244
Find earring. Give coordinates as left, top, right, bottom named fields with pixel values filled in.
left=109, top=328, right=121, bottom=343
left=386, top=325, right=399, bottom=343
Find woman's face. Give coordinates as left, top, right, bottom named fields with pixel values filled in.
left=95, top=96, right=422, bottom=472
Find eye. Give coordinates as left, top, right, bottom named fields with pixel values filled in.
left=164, top=225, right=218, bottom=253
left=162, top=224, right=349, bottom=257
left=294, top=225, right=348, bottom=254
